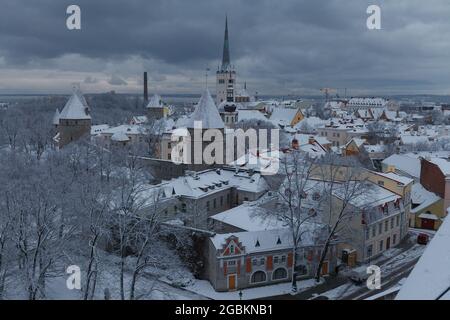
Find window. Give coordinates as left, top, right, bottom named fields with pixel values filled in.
left=227, top=194, right=230, bottom=204
left=371, top=226, right=376, bottom=238
left=396, top=215, right=400, bottom=227
left=379, top=240, right=384, bottom=252
left=391, top=218, right=394, bottom=229
left=272, top=268, right=288, bottom=280
left=378, top=223, right=382, bottom=235
left=281, top=255, right=286, bottom=263
left=230, top=245, right=234, bottom=254
left=367, top=245, right=373, bottom=258
left=228, top=260, right=236, bottom=266
left=213, top=198, right=217, bottom=209
left=295, top=265, right=308, bottom=275
left=385, top=220, right=388, bottom=232
left=393, top=234, right=397, bottom=245
left=251, top=271, right=266, bottom=283
left=260, top=258, right=265, bottom=265
left=252, top=259, right=258, bottom=266
left=206, top=201, right=210, bottom=211
left=220, top=196, right=223, bottom=206
left=274, top=256, right=279, bottom=264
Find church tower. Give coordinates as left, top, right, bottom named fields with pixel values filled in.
left=216, top=16, right=236, bottom=105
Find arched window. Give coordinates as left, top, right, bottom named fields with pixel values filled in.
left=251, top=271, right=266, bottom=283
left=272, top=268, right=288, bottom=280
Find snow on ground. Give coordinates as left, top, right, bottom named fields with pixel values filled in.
left=321, top=283, right=360, bottom=300
left=2, top=241, right=205, bottom=300
left=322, top=242, right=427, bottom=300
left=182, top=278, right=321, bottom=300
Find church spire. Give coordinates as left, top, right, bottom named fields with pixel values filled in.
left=221, top=16, right=230, bottom=71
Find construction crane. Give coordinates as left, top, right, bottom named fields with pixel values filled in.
left=320, top=88, right=336, bottom=102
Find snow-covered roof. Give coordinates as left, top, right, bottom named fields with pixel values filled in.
left=186, top=89, right=224, bottom=129
left=211, top=229, right=293, bottom=253
left=102, top=124, right=146, bottom=136
left=237, top=110, right=268, bottom=122
left=146, top=94, right=164, bottom=109
left=334, top=181, right=401, bottom=208
left=294, top=117, right=327, bottom=131
left=382, top=154, right=421, bottom=179
left=59, top=86, right=91, bottom=120
left=345, top=138, right=366, bottom=148
left=269, top=107, right=300, bottom=124
left=428, top=158, right=450, bottom=176
left=210, top=223, right=323, bottom=254
left=372, top=171, right=414, bottom=186
left=347, top=97, right=387, bottom=108
left=131, top=115, right=148, bottom=124
left=210, top=203, right=287, bottom=231
left=163, top=168, right=269, bottom=199
left=411, top=183, right=441, bottom=215
left=396, top=211, right=450, bottom=300
left=400, top=134, right=429, bottom=145
left=363, top=144, right=385, bottom=154
left=52, top=109, right=60, bottom=125
left=417, top=212, right=440, bottom=220
left=230, top=149, right=281, bottom=174
left=91, top=124, right=109, bottom=135
left=111, top=131, right=130, bottom=142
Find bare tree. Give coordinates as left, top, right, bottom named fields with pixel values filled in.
left=262, top=151, right=322, bottom=292
left=313, top=154, right=366, bottom=282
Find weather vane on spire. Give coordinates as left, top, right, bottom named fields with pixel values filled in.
left=205, top=67, right=210, bottom=88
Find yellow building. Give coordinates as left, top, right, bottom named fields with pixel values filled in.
left=410, top=183, right=444, bottom=230
left=366, top=171, right=413, bottom=236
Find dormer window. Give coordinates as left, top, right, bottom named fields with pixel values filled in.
left=255, top=239, right=260, bottom=247
left=276, top=236, right=282, bottom=245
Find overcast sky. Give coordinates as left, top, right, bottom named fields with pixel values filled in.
left=1, top=0, right=450, bottom=96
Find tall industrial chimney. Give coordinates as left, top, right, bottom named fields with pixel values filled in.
left=143, top=72, right=148, bottom=103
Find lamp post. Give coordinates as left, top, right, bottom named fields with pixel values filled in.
left=238, top=290, right=243, bottom=300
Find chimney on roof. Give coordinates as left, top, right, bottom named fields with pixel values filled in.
left=308, top=136, right=315, bottom=145
left=144, top=72, right=148, bottom=103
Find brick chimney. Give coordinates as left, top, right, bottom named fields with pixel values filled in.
left=143, top=72, right=148, bottom=103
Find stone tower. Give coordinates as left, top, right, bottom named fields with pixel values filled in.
left=146, top=94, right=165, bottom=121
left=185, top=89, right=225, bottom=167
left=56, top=85, right=92, bottom=148
left=216, top=16, right=236, bottom=105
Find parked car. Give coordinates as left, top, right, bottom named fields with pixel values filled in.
left=417, top=233, right=429, bottom=245
left=349, top=269, right=369, bottom=284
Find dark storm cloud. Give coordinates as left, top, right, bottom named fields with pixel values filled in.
left=1, top=0, right=450, bottom=94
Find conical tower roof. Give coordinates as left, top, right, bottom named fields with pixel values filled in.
left=186, top=89, right=224, bottom=129
left=146, top=94, right=164, bottom=109
left=59, top=85, right=91, bottom=120
left=221, top=16, right=231, bottom=71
